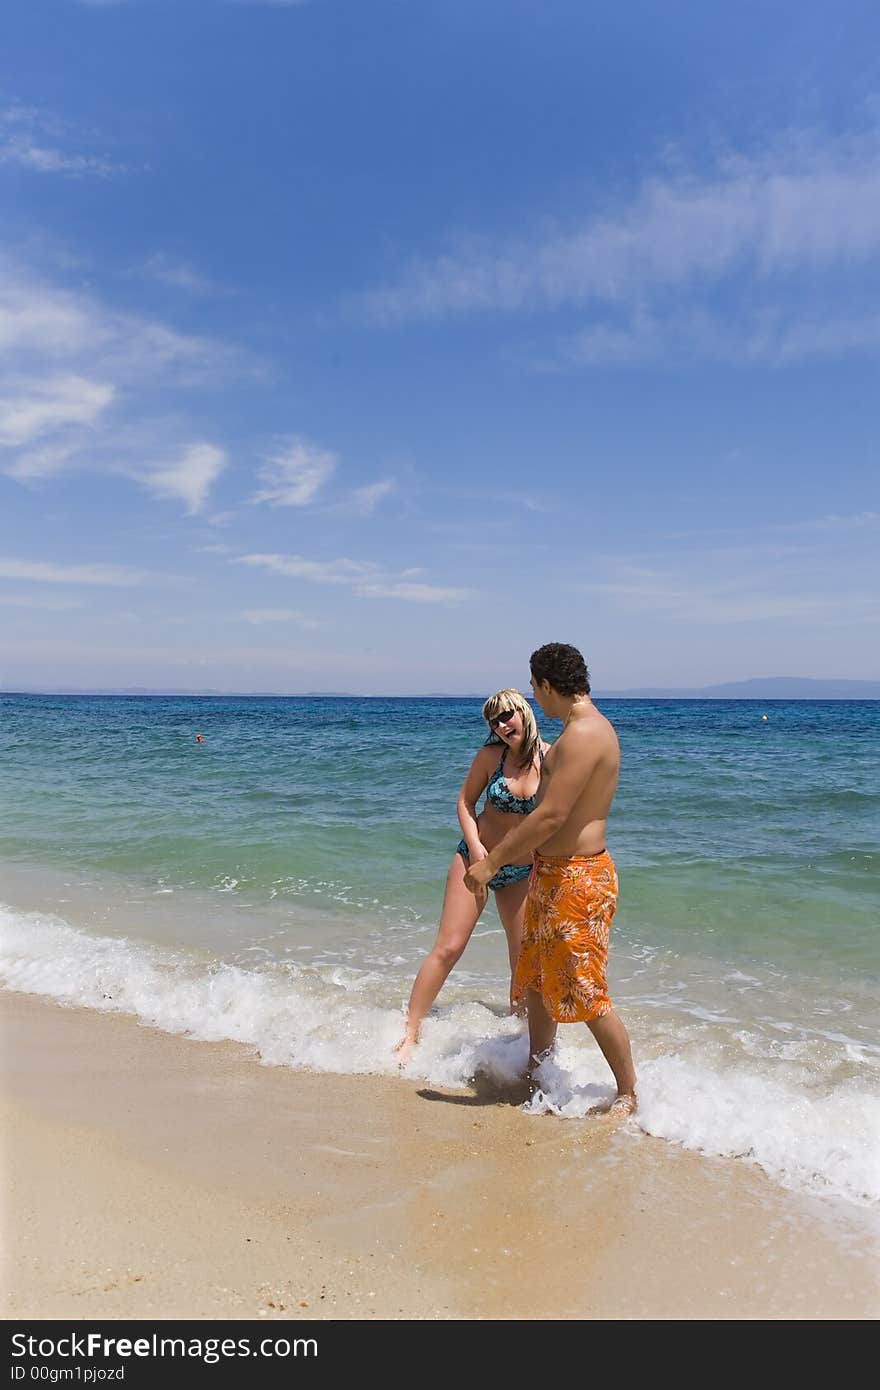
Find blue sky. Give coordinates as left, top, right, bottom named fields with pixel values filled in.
left=1, top=0, right=878, bottom=694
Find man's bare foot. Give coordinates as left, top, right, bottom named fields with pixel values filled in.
left=609, top=1090, right=637, bottom=1116
left=590, top=1090, right=637, bottom=1120
left=587, top=1089, right=637, bottom=1119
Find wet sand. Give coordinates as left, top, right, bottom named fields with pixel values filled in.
left=2, top=992, right=877, bottom=1320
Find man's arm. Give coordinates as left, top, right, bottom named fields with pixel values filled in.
left=463, top=728, right=600, bottom=892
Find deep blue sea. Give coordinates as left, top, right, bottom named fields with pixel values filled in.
left=1, top=694, right=877, bottom=1206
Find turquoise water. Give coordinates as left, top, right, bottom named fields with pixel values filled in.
left=1, top=694, right=878, bottom=1205
left=1, top=694, right=875, bottom=966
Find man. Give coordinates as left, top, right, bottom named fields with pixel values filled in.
left=464, top=642, right=636, bottom=1115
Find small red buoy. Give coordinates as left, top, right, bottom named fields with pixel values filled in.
left=195, top=733, right=203, bottom=743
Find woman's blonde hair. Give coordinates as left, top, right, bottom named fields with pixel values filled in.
left=481, top=688, right=541, bottom=769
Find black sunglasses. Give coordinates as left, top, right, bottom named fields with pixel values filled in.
left=488, top=709, right=515, bottom=729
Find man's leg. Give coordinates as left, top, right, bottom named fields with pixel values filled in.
left=526, top=989, right=557, bottom=1094
left=587, top=1009, right=637, bottom=1113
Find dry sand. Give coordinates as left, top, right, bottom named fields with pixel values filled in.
left=2, top=992, right=877, bottom=1320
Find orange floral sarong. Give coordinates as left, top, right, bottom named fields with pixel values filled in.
left=512, top=850, right=618, bottom=1023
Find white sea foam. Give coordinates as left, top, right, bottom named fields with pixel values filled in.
left=634, top=1057, right=880, bottom=1207
left=2, top=902, right=878, bottom=1208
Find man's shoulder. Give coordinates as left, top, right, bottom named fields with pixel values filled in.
left=592, top=708, right=619, bottom=747
left=571, top=704, right=615, bottom=733
left=565, top=709, right=618, bottom=755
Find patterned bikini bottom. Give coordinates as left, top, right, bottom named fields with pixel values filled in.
left=456, top=839, right=532, bottom=892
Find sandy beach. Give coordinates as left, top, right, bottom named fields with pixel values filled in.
left=3, top=992, right=877, bottom=1321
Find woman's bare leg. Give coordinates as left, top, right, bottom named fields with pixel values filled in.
left=394, top=853, right=484, bottom=1061
left=494, top=878, right=530, bottom=1015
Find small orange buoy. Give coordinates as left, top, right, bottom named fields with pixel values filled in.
left=761, top=715, right=768, bottom=722
left=195, top=733, right=203, bottom=743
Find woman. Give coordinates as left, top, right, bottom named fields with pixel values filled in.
left=395, top=688, right=548, bottom=1062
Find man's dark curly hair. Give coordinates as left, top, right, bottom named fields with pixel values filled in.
left=529, top=642, right=591, bottom=696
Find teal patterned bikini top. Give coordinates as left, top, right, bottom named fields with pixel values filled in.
left=485, top=748, right=543, bottom=815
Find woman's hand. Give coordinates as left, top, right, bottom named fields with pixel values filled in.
left=464, top=854, right=493, bottom=903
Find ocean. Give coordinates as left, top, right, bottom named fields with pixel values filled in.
left=1, top=693, right=877, bottom=1209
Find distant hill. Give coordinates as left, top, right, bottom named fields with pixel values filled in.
left=596, top=677, right=880, bottom=699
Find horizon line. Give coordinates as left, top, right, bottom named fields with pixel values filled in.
left=2, top=677, right=879, bottom=701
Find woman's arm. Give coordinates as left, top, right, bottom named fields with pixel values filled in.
left=456, top=747, right=495, bottom=859
left=465, top=727, right=594, bottom=891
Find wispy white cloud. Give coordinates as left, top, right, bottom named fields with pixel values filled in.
left=349, top=479, right=395, bottom=515
left=141, top=443, right=228, bottom=514
left=359, top=132, right=880, bottom=368
left=654, top=509, right=880, bottom=546
left=77, top=0, right=312, bottom=9
left=205, top=509, right=238, bottom=528
left=2, top=638, right=449, bottom=695
left=355, top=580, right=472, bottom=603
left=551, top=305, right=880, bottom=369
left=0, top=270, right=96, bottom=357
left=581, top=512, right=880, bottom=626
left=767, top=510, right=880, bottom=535
left=0, top=375, right=114, bottom=448
left=0, top=103, right=123, bottom=178
left=0, top=592, right=83, bottom=610
left=239, top=554, right=375, bottom=584
left=0, top=255, right=247, bottom=506
left=361, top=134, right=880, bottom=324
left=0, top=259, right=238, bottom=379
left=584, top=570, right=834, bottom=624
left=141, top=254, right=218, bottom=295
left=243, top=608, right=320, bottom=627
left=6, top=440, right=84, bottom=481
left=0, top=558, right=146, bottom=586
left=252, top=437, right=336, bottom=507
left=0, top=141, right=116, bottom=177
left=237, top=552, right=472, bottom=603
